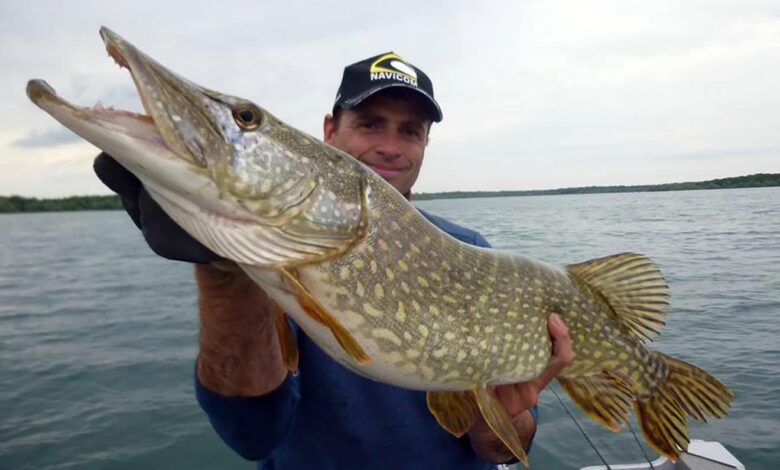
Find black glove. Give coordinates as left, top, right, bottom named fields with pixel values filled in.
left=93, top=152, right=221, bottom=264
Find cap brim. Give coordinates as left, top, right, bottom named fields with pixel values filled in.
left=339, top=82, right=443, bottom=122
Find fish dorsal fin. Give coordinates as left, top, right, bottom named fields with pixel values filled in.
left=567, top=253, right=669, bottom=342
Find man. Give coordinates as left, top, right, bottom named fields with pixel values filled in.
left=95, top=52, right=573, bottom=469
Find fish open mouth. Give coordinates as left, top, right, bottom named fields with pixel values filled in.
left=26, top=28, right=161, bottom=147
left=26, top=26, right=211, bottom=163
left=26, top=78, right=167, bottom=150
left=97, top=26, right=171, bottom=147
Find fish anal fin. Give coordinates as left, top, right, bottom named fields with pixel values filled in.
left=568, top=253, right=669, bottom=342
left=636, top=352, right=734, bottom=460
left=472, top=387, right=529, bottom=467
left=279, top=268, right=371, bottom=365
left=557, top=370, right=634, bottom=432
left=426, top=391, right=479, bottom=438
left=273, top=311, right=299, bottom=372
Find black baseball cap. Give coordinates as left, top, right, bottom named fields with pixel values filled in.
left=333, top=52, right=443, bottom=122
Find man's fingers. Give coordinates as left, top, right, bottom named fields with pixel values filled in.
left=548, top=313, right=575, bottom=365
left=548, top=313, right=569, bottom=341
left=483, top=313, right=577, bottom=416
left=93, top=152, right=141, bottom=198
left=524, top=313, right=575, bottom=388
left=93, top=153, right=144, bottom=228
left=530, top=362, right=564, bottom=392
left=138, top=188, right=221, bottom=263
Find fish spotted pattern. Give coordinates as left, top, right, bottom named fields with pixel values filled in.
left=27, top=28, right=733, bottom=466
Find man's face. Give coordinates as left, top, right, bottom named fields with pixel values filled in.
left=323, top=92, right=430, bottom=196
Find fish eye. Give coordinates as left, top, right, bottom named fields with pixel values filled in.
left=233, top=105, right=262, bottom=130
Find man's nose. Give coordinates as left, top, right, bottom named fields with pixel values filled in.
left=376, top=131, right=402, bottom=159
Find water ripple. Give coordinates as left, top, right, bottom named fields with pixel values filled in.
left=1, top=188, right=779, bottom=469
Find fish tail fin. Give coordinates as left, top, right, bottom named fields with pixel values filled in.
left=635, top=352, right=734, bottom=460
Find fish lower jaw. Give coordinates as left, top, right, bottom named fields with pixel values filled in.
left=27, top=79, right=168, bottom=152
left=95, top=109, right=167, bottom=149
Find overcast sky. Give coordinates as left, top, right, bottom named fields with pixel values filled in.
left=1, top=0, right=778, bottom=197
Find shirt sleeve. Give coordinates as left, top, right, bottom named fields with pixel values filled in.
left=473, top=231, right=491, bottom=248
left=194, top=370, right=301, bottom=461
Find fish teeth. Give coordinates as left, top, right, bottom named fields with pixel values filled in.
left=106, top=43, right=129, bottom=69
left=91, top=101, right=117, bottom=112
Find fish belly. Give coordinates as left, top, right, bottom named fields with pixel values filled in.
left=242, top=265, right=454, bottom=391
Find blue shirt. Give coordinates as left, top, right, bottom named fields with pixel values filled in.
left=196, top=210, right=539, bottom=469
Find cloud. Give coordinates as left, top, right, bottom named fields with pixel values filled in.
left=1, top=0, right=779, bottom=197
left=658, top=146, right=780, bottom=162
left=12, top=127, right=81, bottom=148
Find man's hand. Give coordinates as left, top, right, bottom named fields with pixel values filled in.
left=468, top=313, right=574, bottom=463
left=94, top=152, right=288, bottom=397
left=93, top=152, right=221, bottom=263
left=196, top=264, right=289, bottom=396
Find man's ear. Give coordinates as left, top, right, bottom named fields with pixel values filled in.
left=323, top=114, right=336, bottom=144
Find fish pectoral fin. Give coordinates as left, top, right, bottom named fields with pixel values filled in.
left=279, top=268, right=371, bottom=365
left=426, top=391, right=479, bottom=438
left=567, top=253, right=669, bottom=342
left=557, top=370, right=634, bottom=432
left=635, top=352, right=733, bottom=460
left=274, top=311, right=299, bottom=372
left=472, top=387, right=529, bottom=467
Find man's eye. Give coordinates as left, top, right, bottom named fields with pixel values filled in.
left=402, top=128, right=422, bottom=139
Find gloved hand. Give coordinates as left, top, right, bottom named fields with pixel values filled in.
left=93, top=152, right=221, bottom=264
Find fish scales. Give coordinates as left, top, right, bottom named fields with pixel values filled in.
left=291, top=179, right=644, bottom=391
left=27, top=27, right=733, bottom=466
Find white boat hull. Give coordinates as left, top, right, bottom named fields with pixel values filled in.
left=578, top=440, right=745, bottom=470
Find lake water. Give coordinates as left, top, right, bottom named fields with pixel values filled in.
left=1, top=187, right=778, bottom=469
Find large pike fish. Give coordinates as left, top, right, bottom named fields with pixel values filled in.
left=27, top=28, right=732, bottom=465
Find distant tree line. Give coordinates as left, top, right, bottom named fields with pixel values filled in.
left=0, top=195, right=122, bottom=213
left=1, top=173, right=778, bottom=213
left=414, top=173, right=780, bottom=200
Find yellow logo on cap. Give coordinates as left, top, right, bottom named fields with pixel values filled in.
left=369, top=53, right=418, bottom=86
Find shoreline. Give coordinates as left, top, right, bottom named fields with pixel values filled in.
left=2, top=173, right=778, bottom=213
left=414, top=173, right=779, bottom=201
